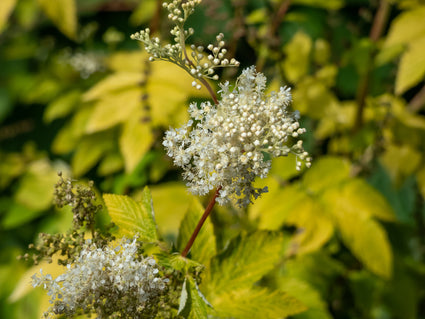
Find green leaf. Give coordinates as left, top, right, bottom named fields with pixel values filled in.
left=2, top=202, right=44, bottom=229
left=44, top=90, right=81, bottom=123
left=212, top=288, right=306, bottom=319
left=323, top=186, right=393, bottom=278
left=37, top=0, right=77, bottom=39
left=385, top=6, right=425, bottom=48
left=177, top=199, right=216, bottom=265
left=103, top=188, right=158, bottom=241
left=71, top=131, right=114, bottom=177
left=278, top=278, right=332, bottom=319
left=302, top=156, right=351, bottom=194
left=85, top=88, right=142, bottom=133
left=395, top=35, right=425, bottom=94
left=207, top=231, right=283, bottom=294
left=0, top=0, right=17, bottom=33
left=119, top=110, right=154, bottom=173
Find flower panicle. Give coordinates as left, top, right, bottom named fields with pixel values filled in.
left=163, top=66, right=312, bottom=207
left=130, top=1, right=239, bottom=89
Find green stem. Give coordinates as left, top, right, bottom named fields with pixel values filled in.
left=181, top=187, right=221, bottom=258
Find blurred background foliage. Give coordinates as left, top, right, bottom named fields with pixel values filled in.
left=1, top=0, right=425, bottom=318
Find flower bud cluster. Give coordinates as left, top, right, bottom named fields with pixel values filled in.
left=131, top=0, right=239, bottom=89
left=189, top=33, right=240, bottom=89
left=163, top=66, right=311, bottom=207
left=32, top=238, right=169, bottom=318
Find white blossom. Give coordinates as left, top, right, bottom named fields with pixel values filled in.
left=32, top=237, right=168, bottom=318
left=163, top=66, right=311, bottom=207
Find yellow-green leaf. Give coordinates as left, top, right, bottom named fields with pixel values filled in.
left=14, top=159, right=66, bottom=211
left=178, top=199, right=216, bottom=265
left=82, top=72, right=143, bottom=102
left=44, top=89, right=81, bottom=123
left=0, top=0, right=17, bottom=33
left=103, top=188, right=158, bottom=241
left=395, top=35, right=425, bottom=94
left=323, top=187, right=393, bottom=278
left=37, top=0, right=77, bottom=39
left=207, top=231, right=283, bottom=294
left=385, top=6, right=425, bottom=48
left=283, top=32, right=312, bottom=83
left=285, top=197, right=334, bottom=255
left=85, top=88, right=142, bottom=133
left=340, top=178, right=397, bottom=222
left=71, top=131, right=114, bottom=177
left=129, top=0, right=157, bottom=26
left=149, top=183, right=195, bottom=237
left=213, top=288, right=306, bottom=319
left=253, top=182, right=308, bottom=230
left=119, top=110, right=154, bottom=172
left=380, top=143, right=422, bottom=186
left=303, top=156, right=351, bottom=194
left=52, top=106, right=93, bottom=154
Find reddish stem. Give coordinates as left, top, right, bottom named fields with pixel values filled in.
left=181, top=187, right=221, bottom=257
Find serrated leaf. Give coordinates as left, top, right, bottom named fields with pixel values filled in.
left=178, top=278, right=191, bottom=317
left=0, top=0, right=17, bottom=33
left=395, top=35, right=425, bottom=94
left=323, top=187, right=393, bottom=278
left=278, top=278, right=332, bottom=319
left=37, top=0, right=77, bottom=39
left=213, top=288, right=306, bottom=319
left=44, top=90, right=81, bottom=123
left=178, top=199, right=216, bottom=265
left=188, top=277, right=209, bottom=319
left=85, top=88, right=142, bottom=133
left=207, top=231, right=283, bottom=294
left=82, top=72, right=143, bottom=102
left=302, top=156, right=351, bottom=194
left=71, top=131, right=114, bottom=177
left=385, top=6, right=425, bottom=48
left=119, top=110, right=154, bottom=173
left=103, top=188, right=158, bottom=241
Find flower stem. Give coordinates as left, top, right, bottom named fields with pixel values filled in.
left=181, top=187, right=221, bottom=258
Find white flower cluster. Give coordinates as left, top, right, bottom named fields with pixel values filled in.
left=32, top=238, right=168, bottom=318
left=163, top=66, right=311, bottom=207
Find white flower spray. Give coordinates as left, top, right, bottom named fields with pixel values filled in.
left=32, top=237, right=168, bottom=318
left=163, top=66, right=311, bottom=207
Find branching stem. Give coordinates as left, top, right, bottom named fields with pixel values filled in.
left=181, top=187, right=221, bottom=257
